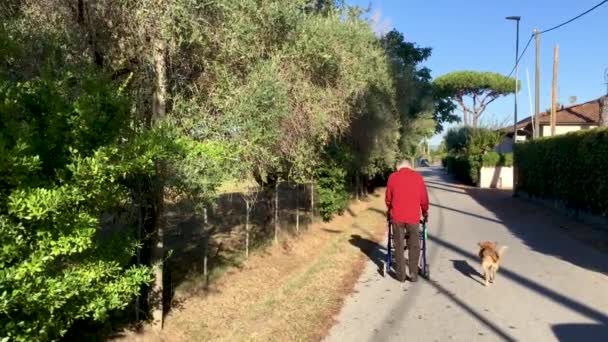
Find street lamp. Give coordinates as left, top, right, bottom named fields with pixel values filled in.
left=506, top=16, right=520, bottom=143
left=506, top=16, right=520, bottom=197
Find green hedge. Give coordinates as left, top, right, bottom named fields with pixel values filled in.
left=443, top=152, right=513, bottom=185
left=515, top=128, right=608, bottom=216
left=482, top=152, right=513, bottom=168
left=444, top=155, right=477, bottom=184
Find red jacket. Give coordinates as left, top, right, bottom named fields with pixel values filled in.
left=385, top=168, right=429, bottom=224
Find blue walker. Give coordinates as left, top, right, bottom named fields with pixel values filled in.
left=383, top=219, right=430, bottom=280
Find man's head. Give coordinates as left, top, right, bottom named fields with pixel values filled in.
left=396, top=159, right=412, bottom=170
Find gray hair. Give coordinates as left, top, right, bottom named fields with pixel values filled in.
left=396, top=159, right=412, bottom=170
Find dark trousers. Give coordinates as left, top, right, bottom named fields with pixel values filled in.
left=393, top=222, right=420, bottom=282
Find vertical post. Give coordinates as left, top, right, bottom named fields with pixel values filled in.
left=513, top=20, right=520, bottom=143
left=355, top=170, right=360, bottom=201
left=203, top=206, right=208, bottom=279
left=602, top=69, right=608, bottom=126
left=274, top=182, right=279, bottom=244
left=506, top=16, right=521, bottom=197
left=151, top=36, right=167, bottom=331
left=603, top=93, right=608, bottom=127
left=551, top=45, right=559, bottom=136
left=245, top=201, right=250, bottom=258
left=296, top=184, right=300, bottom=233
left=534, top=29, right=540, bottom=138
left=310, top=182, right=314, bottom=218
left=135, top=191, right=142, bottom=322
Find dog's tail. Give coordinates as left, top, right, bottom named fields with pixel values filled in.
left=498, top=245, right=508, bottom=257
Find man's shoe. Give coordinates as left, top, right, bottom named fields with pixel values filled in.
left=409, top=275, right=418, bottom=283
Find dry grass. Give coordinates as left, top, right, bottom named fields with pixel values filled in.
left=113, top=191, right=387, bottom=342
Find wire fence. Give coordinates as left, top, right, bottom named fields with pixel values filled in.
left=163, top=182, right=316, bottom=296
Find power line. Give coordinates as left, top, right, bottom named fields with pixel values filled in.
left=507, top=34, right=533, bottom=77
left=506, top=0, right=608, bottom=76
left=540, top=0, right=608, bottom=34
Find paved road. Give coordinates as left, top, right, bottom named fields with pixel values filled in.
left=325, top=168, right=608, bottom=342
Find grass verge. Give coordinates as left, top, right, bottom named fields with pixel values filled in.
left=112, top=191, right=387, bottom=341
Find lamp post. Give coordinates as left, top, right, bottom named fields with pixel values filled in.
left=506, top=16, right=520, bottom=196
left=506, top=16, right=521, bottom=142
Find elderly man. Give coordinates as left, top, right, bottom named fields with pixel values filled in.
left=385, top=160, right=429, bottom=282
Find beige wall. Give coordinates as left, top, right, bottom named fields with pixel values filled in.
left=479, top=166, right=513, bottom=189
left=540, top=125, right=598, bottom=137
left=495, top=133, right=528, bottom=154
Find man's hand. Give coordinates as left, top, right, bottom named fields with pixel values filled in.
left=386, top=210, right=391, bottom=223
left=422, top=212, right=429, bottom=224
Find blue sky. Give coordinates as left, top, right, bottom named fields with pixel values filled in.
left=347, top=0, right=608, bottom=145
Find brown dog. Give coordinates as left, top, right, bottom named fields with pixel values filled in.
left=477, top=241, right=507, bottom=287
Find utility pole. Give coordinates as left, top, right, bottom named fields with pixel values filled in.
left=514, top=21, right=520, bottom=142
left=602, top=68, right=608, bottom=127
left=551, top=45, right=559, bottom=136
left=534, top=29, right=540, bottom=138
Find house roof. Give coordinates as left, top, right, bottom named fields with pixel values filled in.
left=502, top=96, right=604, bottom=133
left=537, top=97, right=602, bottom=124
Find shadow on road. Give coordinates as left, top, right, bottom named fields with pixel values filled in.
left=551, top=323, right=608, bottom=342
left=348, top=234, right=396, bottom=279
left=430, top=234, right=608, bottom=326
left=427, top=167, right=608, bottom=276
left=451, top=259, right=485, bottom=286
left=429, top=202, right=503, bottom=225
left=421, top=276, right=517, bottom=342
left=464, top=187, right=608, bottom=276
left=426, top=184, right=469, bottom=195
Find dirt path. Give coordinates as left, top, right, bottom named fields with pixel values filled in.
left=114, top=191, right=389, bottom=342
left=325, top=168, right=608, bottom=342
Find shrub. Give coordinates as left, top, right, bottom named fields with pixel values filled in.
left=444, top=154, right=477, bottom=185
left=0, top=73, right=154, bottom=341
left=443, top=126, right=509, bottom=185
left=515, top=128, right=608, bottom=216
left=444, top=152, right=513, bottom=186
left=482, top=152, right=513, bottom=167
left=445, top=126, right=502, bottom=155
left=316, top=163, right=349, bottom=221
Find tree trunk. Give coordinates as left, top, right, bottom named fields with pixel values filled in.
left=150, top=36, right=167, bottom=331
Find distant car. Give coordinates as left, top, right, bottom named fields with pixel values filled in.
left=419, top=159, right=430, bottom=167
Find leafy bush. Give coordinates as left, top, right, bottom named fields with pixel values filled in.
left=0, top=72, right=155, bottom=341
left=515, top=129, right=608, bottom=216
left=444, top=126, right=502, bottom=155
left=444, top=154, right=477, bottom=185
left=316, top=163, right=350, bottom=221
left=443, top=126, right=509, bottom=185
left=482, top=152, right=513, bottom=167
left=314, top=146, right=353, bottom=221
left=0, top=66, right=231, bottom=340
